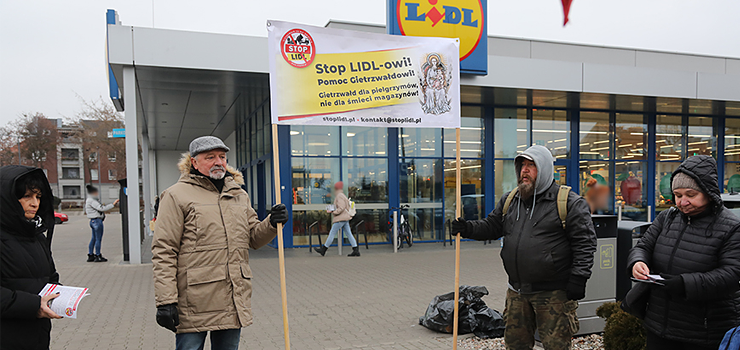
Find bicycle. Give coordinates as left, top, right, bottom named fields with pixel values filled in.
left=388, top=205, right=414, bottom=249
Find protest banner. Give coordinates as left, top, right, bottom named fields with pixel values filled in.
left=266, top=20, right=461, bottom=349
left=267, top=20, right=460, bottom=129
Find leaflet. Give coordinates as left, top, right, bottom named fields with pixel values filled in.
left=38, top=284, right=90, bottom=319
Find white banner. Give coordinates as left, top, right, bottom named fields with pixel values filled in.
left=267, top=20, right=460, bottom=128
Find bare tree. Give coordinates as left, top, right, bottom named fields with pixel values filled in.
left=70, top=98, right=126, bottom=183
left=15, top=113, right=59, bottom=168
left=0, top=125, right=20, bottom=166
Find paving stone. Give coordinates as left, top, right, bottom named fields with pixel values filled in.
left=49, top=213, right=509, bottom=350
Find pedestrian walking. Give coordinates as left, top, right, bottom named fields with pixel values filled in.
left=451, top=145, right=597, bottom=350
left=0, top=165, right=62, bottom=350
left=629, top=155, right=740, bottom=350
left=314, top=181, right=360, bottom=257
left=84, top=185, right=118, bottom=262
left=152, top=136, right=288, bottom=350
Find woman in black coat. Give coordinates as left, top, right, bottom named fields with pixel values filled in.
left=629, top=155, right=740, bottom=350
left=0, top=165, right=62, bottom=350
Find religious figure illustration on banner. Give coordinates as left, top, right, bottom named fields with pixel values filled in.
left=418, top=53, right=453, bottom=115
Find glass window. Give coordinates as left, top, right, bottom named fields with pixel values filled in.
left=580, top=93, right=610, bottom=110
left=687, top=116, right=716, bottom=157
left=494, top=108, right=528, bottom=158
left=615, top=161, right=647, bottom=221
left=533, top=109, right=570, bottom=159
left=290, top=126, right=340, bottom=156
left=725, top=118, right=740, bottom=162
left=291, top=210, right=332, bottom=246
left=727, top=102, right=740, bottom=117
left=725, top=162, right=740, bottom=193
left=532, top=90, right=567, bottom=108
left=615, top=95, right=644, bottom=112
left=461, top=86, right=483, bottom=104
left=656, top=162, right=681, bottom=213
left=445, top=108, right=484, bottom=158
left=554, top=164, right=567, bottom=186
left=615, top=113, right=647, bottom=160
left=688, top=99, right=713, bottom=115
left=62, top=167, right=80, bottom=179
left=291, top=157, right=340, bottom=205
left=579, top=161, right=611, bottom=213
left=399, top=128, right=441, bottom=158
left=400, top=159, right=443, bottom=241
left=444, top=159, right=484, bottom=223
left=342, top=158, right=388, bottom=203
left=400, top=159, right=443, bottom=204
left=494, top=160, right=518, bottom=204
left=656, top=97, right=683, bottom=114
left=494, top=88, right=527, bottom=106
left=579, top=112, right=610, bottom=160
left=349, top=209, right=390, bottom=243
left=63, top=186, right=81, bottom=199
left=656, top=115, right=684, bottom=161
left=343, top=126, right=387, bottom=156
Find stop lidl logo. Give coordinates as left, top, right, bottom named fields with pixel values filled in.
left=397, top=0, right=484, bottom=60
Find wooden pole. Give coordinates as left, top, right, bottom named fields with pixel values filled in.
left=452, top=128, right=462, bottom=350
left=271, top=124, right=291, bottom=350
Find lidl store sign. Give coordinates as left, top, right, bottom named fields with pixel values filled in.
left=388, top=0, right=487, bottom=75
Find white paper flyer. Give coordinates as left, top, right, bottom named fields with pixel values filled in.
left=38, top=284, right=90, bottom=319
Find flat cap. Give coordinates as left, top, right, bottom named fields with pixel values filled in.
left=189, top=136, right=230, bottom=157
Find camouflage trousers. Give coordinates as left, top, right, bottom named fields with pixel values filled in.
left=503, top=289, right=579, bottom=350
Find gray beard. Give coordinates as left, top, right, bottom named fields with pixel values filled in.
left=209, top=168, right=226, bottom=180
left=518, top=182, right=534, bottom=199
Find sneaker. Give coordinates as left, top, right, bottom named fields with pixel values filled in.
left=87, top=254, right=96, bottom=262
left=94, top=254, right=108, bottom=262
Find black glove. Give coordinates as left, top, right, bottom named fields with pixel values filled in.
left=156, top=303, right=179, bottom=333
left=566, top=275, right=587, bottom=301
left=660, top=274, right=685, bottom=298
left=270, top=204, right=288, bottom=227
left=451, top=217, right=469, bottom=238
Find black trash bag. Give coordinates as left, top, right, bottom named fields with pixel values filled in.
left=418, top=285, right=505, bottom=338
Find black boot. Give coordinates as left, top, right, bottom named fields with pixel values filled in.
left=87, top=254, right=95, bottom=262
left=314, top=245, right=328, bottom=256
left=94, top=254, right=108, bottom=262
left=348, top=247, right=361, bottom=257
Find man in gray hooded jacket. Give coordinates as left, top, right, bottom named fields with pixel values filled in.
left=452, top=145, right=596, bottom=350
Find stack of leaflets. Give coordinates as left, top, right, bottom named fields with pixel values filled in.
left=38, top=284, right=90, bottom=319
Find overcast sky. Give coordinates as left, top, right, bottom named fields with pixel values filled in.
left=1, top=0, right=738, bottom=127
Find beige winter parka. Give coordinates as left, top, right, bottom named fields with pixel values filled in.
left=152, top=154, right=276, bottom=333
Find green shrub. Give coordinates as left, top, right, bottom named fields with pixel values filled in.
left=596, top=302, right=646, bottom=350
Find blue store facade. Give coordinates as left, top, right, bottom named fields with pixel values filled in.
left=235, top=86, right=740, bottom=248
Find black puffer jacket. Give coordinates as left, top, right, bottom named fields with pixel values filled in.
left=0, top=165, right=59, bottom=350
left=464, top=181, right=597, bottom=293
left=628, top=156, right=740, bottom=347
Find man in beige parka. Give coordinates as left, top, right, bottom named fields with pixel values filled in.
left=152, top=136, right=288, bottom=350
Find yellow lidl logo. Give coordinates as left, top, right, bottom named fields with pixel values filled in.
left=396, top=0, right=484, bottom=60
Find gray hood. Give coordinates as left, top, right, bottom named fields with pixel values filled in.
left=515, top=145, right=555, bottom=195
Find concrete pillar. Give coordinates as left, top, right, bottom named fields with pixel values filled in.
left=123, top=66, right=142, bottom=264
